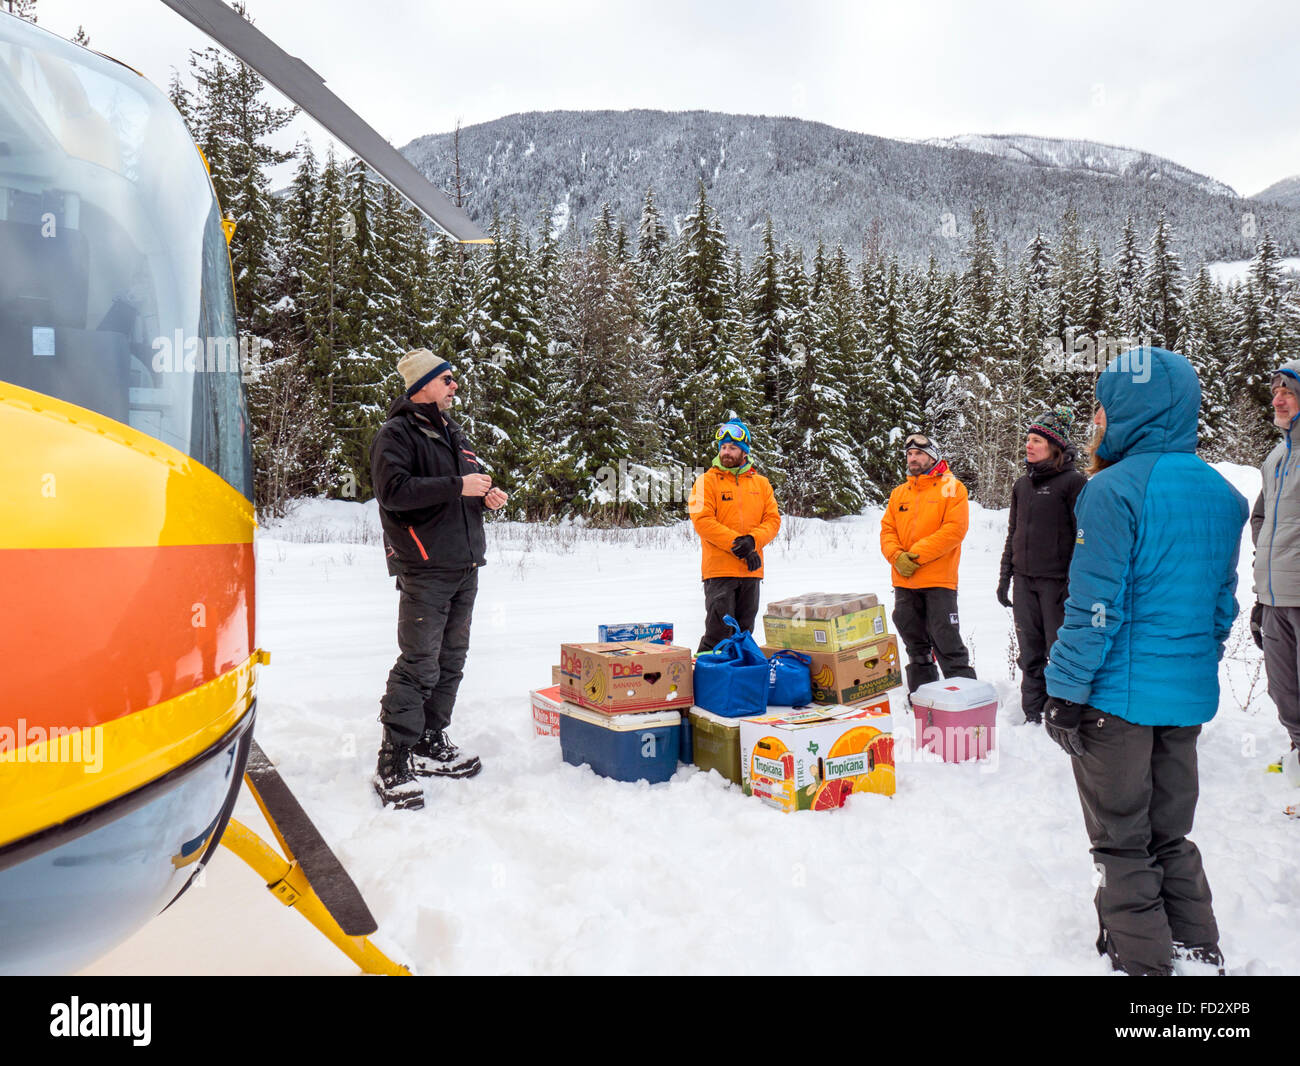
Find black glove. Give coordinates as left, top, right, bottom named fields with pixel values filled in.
left=744, top=550, right=762, bottom=572
left=1044, top=697, right=1087, bottom=758
left=997, top=577, right=1012, bottom=608
left=1251, top=602, right=1264, bottom=651
left=731, top=534, right=756, bottom=559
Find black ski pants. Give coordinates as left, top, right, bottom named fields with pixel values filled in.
left=380, top=565, right=478, bottom=746
left=892, top=586, right=976, bottom=693
left=1012, top=574, right=1068, bottom=721
left=699, top=576, right=761, bottom=652
left=1070, top=714, right=1218, bottom=976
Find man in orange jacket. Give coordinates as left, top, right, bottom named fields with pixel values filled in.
left=689, top=420, right=781, bottom=651
left=880, top=432, right=978, bottom=696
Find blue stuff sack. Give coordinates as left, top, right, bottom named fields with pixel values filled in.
left=767, top=650, right=812, bottom=707
left=693, top=615, right=770, bottom=718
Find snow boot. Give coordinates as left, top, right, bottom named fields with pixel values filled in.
left=905, top=661, right=940, bottom=705
left=411, top=729, right=482, bottom=779
left=374, top=738, right=424, bottom=810
left=1172, top=942, right=1226, bottom=976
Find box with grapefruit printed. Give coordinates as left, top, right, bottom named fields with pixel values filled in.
left=739, top=697, right=894, bottom=812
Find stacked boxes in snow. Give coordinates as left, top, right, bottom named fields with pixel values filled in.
left=762, top=593, right=902, bottom=705
left=553, top=639, right=693, bottom=783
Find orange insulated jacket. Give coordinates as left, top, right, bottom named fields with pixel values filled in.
left=689, top=464, right=781, bottom=579
left=880, top=460, right=969, bottom=590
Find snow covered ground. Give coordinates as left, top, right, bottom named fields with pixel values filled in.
left=83, top=464, right=1300, bottom=976
left=1206, top=257, right=1300, bottom=285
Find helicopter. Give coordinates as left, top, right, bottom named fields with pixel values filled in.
left=0, top=0, right=487, bottom=975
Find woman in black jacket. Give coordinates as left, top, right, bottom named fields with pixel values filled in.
left=997, top=407, right=1087, bottom=724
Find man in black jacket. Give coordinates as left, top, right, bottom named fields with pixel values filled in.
left=370, top=349, right=508, bottom=809
left=997, top=408, right=1087, bottom=724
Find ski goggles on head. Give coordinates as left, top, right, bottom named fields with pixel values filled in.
left=1272, top=368, right=1300, bottom=391
left=715, top=422, right=750, bottom=445
left=903, top=434, right=933, bottom=453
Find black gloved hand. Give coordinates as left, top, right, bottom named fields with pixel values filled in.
left=1251, top=602, right=1264, bottom=651
left=744, top=550, right=762, bottom=572
left=1044, top=697, right=1087, bottom=758
left=731, top=534, right=756, bottom=559
left=997, top=577, right=1012, bottom=608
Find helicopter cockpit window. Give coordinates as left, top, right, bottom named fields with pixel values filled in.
left=0, top=17, right=251, bottom=502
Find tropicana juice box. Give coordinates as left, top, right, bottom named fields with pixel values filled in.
left=739, top=697, right=894, bottom=812
left=559, top=641, right=693, bottom=714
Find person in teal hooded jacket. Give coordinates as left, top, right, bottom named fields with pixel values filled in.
left=1043, top=347, right=1248, bottom=977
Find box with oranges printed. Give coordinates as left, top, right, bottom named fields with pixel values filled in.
left=739, top=697, right=894, bottom=813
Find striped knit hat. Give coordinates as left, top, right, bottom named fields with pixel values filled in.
left=398, top=348, right=453, bottom=397
left=1027, top=406, right=1074, bottom=451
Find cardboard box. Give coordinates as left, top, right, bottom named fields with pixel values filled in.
left=740, top=698, right=894, bottom=812
left=763, top=604, right=889, bottom=652
left=596, top=622, right=674, bottom=644
left=559, top=641, right=693, bottom=714
left=551, top=664, right=561, bottom=686
left=762, top=636, right=902, bottom=705
left=530, top=685, right=565, bottom=737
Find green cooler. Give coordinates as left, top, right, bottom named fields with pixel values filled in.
left=689, top=706, right=745, bottom=785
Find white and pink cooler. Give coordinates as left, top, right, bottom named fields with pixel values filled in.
left=910, top=677, right=999, bottom=763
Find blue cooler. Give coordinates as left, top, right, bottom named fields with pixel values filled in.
left=558, top=704, right=682, bottom=784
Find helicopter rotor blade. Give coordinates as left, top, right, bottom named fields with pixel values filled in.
left=159, top=0, right=489, bottom=244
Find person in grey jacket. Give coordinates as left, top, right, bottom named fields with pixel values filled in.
left=1251, top=359, right=1300, bottom=785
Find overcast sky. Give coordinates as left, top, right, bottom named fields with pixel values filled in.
left=26, top=0, right=1300, bottom=198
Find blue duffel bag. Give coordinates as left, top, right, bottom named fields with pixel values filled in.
left=767, top=649, right=812, bottom=707
left=693, top=615, right=769, bottom=718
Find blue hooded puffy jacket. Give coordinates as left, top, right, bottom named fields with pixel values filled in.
left=1044, top=348, right=1248, bottom=726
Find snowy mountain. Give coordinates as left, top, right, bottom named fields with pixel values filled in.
left=399, top=110, right=1300, bottom=266
left=1255, top=174, right=1300, bottom=209
left=922, top=133, right=1238, bottom=198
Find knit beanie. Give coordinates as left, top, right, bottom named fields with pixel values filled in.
left=716, top=419, right=752, bottom=455
left=1026, top=405, right=1074, bottom=452
left=903, top=432, right=940, bottom=464
left=398, top=348, right=453, bottom=397
left=1271, top=364, right=1300, bottom=405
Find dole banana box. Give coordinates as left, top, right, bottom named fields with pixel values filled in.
left=739, top=697, right=894, bottom=813
left=762, top=604, right=889, bottom=653
left=559, top=641, right=693, bottom=714
left=762, top=636, right=902, bottom=705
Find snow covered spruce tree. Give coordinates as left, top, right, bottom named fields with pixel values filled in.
left=1183, top=262, right=1232, bottom=459
left=456, top=212, right=547, bottom=507
left=544, top=214, right=662, bottom=521
left=775, top=244, right=867, bottom=518
left=179, top=4, right=296, bottom=339
left=1144, top=211, right=1185, bottom=353
left=944, top=207, right=1007, bottom=500
left=664, top=181, right=759, bottom=467
left=1229, top=229, right=1294, bottom=458
left=1112, top=215, right=1148, bottom=343
left=911, top=254, right=961, bottom=451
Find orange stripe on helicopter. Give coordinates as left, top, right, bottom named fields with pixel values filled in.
left=0, top=543, right=253, bottom=736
